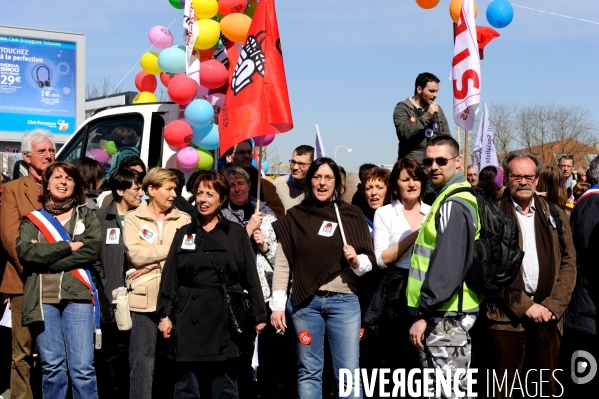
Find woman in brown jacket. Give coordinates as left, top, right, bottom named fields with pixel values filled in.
left=123, top=167, right=191, bottom=399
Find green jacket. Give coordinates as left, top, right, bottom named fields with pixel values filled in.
left=17, top=204, right=102, bottom=326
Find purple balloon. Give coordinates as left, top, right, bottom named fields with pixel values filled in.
left=180, top=0, right=186, bottom=8
left=253, top=134, right=275, bottom=146
left=86, top=148, right=110, bottom=163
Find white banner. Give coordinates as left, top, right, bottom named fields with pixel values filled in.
left=451, top=0, right=481, bottom=130
left=472, top=101, right=498, bottom=173
left=183, top=1, right=201, bottom=90
left=315, top=124, right=326, bottom=158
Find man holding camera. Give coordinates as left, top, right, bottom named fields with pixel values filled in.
left=393, top=72, right=451, bottom=165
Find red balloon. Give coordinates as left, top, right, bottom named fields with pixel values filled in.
left=199, top=48, right=215, bottom=62
left=134, top=71, right=157, bottom=93
left=160, top=72, right=173, bottom=87
left=167, top=74, right=198, bottom=105
left=199, top=59, right=228, bottom=89
left=218, top=0, right=246, bottom=16
left=164, top=120, right=193, bottom=149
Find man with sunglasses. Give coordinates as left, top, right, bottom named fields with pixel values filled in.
left=1, top=129, right=56, bottom=399
left=393, top=72, right=450, bottom=166
left=223, top=139, right=285, bottom=218
left=407, top=136, right=482, bottom=397
left=273, top=145, right=314, bottom=212
left=486, top=151, right=576, bottom=397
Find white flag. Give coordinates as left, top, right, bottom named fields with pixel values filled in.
left=315, top=124, right=326, bottom=159
left=183, top=1, right=201, bottom=90
left=472, top=101, right=498, bottom=173
left=451, top=0, right=481, bottom=130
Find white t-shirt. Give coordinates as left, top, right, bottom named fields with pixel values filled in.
left=373, top=200, right=431, bottom=269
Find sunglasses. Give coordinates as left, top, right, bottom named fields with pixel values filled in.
left=422, top=156, right=458, bottom=167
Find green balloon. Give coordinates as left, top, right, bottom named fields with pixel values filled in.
left=169, top=0, right=183, bottom=10
left=196, top=148, right=214, bottom=170
left=105, top=141, right=117, bottom=156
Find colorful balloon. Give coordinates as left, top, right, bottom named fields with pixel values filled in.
left=206, top=93, right=225, bottom=116
left=449, top=0, right=478, bottom=23
left=199, top=59, right=228, bottom=89
left=192, top=123, right=220, bottom=150
left=192, top=0, right=219, bottom=19
left=218, top=0, right=247, bottom=15
left=134, top=71, right=157, bottom=93
left=261, top=159, right=269, bottom=174
left=194, top=19, right=221, bottom=50
left=169, top=0, right=183, bottom=9
left=140, top=52, right=161, bottom=75
left=244, top=0, right=258, bottom=18
left=167, top=74, right=198, bottom=105
left=86, top=148, right=110, bottom=163
left=196, top=148, right=214, bottom=170
left=220, top=13, right=252, bottom=43
left=104, top=141, right=117, bottom=156
left=199, top=47, right=215, bottom=62
left=148, top=25, right=173, bottom=49
left=197, top=85, right=210, bottom=98
left=486, top=0, right=514, bottom=28
left=158, top=45, right=186, bottom=75
left=160, top=72, right=173, bottom=87
left=177, top=147, right=200, bottom=169
left=185, top=99, right=215, bottom=128
left=179, top=0, right=186, bottom=8
left=132, top=91, right=158, bottom=104
left=253, top=134, right=275, bottom=147
left=164, top=120, right=194, bottom=149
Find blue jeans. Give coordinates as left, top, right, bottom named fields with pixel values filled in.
left=36, top=302, right=98, bottom=399
left=287, top=293, right=362, bottom=399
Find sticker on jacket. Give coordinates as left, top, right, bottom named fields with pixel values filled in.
left=181, top=234, right=196, bottom=250
left=74, top=221, right=85, bottom=235
left=139, top=225, right=158, bottom=244
left=106, top=228, right=120, bottom=244
left=318, top=221, right=337, bottom=237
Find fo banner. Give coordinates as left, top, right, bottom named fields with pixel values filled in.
left=472, top=101, right=498, bottom=173
left=451, top=0, right=481, bottom=130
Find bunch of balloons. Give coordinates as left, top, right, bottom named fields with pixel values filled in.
left=415, top=0, right=514, bottom=28
left=127, top=0, right=272, bottom=171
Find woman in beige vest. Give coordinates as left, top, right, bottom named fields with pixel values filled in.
left=123, top=167, right=191, bottom=399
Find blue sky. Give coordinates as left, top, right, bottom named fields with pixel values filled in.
left=2, top=0, right=599, bottom=173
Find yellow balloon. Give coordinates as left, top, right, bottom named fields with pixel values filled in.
left=192, top=0, right=219, bottom=19
left=196, top=148, right=214, bottom=170
left=132, top=91, right=158, bottom=104
left=140, top=52, right=161, bottom=75
left=220, top=13, right=252, bottom=44
left=449, top=0, right=478, bottom=23
left=194, top=19, right=221, bottom=50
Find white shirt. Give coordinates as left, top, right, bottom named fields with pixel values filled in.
left=373, top=200, right=431, bottom=269
left=511, top=197, right=539, bottom=295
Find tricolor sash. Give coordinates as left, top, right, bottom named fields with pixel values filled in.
left=24, top=209, right=102, bottom=348
left=576, top=185, right=599, bottom=204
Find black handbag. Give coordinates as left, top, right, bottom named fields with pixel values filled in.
left=206, top=252, right=255, bottom=337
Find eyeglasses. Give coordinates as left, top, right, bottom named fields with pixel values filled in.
left=422, top=156, right=458, bottom=167
left=289, top=159, right=311, bottom=169
left=234, top=150, right=253, bottom=156
left=26, top=149, right=56, bottom=157
left=312, top=175, right=335, bottom=182
left=509, top=174, right=537, bottom=183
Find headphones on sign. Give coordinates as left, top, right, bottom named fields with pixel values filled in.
left=35, top=65, right=51, bottom=88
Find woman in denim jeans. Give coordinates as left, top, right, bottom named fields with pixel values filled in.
left=270, top=157, right=376, bottom=398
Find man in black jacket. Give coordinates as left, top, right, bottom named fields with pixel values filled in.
left=393, top=72, right=451, bottom=165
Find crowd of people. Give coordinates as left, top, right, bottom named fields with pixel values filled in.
left=0, top=72, right=597, bottom=399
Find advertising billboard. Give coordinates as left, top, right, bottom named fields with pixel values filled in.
left=0, top=26, right=85, bottom=144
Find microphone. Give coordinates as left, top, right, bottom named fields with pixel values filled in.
left=433, top=112, right=439, bottom=130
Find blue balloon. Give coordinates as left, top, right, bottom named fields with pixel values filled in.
left=184, top=99, right=214, bottom=128
left=261, top=159, right=269, bottom=174
left=157, top=45, right=186, bottom=74
left=486, top=0, right=514, bottom=29
left=192, top=123, right=220, bottom=150
left=251, top=159, right=258, bottom=169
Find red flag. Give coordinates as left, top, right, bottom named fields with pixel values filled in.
left=218, top=0, right=293, bottom=153
left=476, top=26, right=500, bottom=60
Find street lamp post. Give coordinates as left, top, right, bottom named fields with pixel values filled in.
left=334, top=145, right=352, bottom=162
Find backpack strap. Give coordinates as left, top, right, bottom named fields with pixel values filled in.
left=546, top=200, right=566, bottom=255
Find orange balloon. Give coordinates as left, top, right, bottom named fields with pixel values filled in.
left=199, top=48, right=215, bottom=62
left=449, top=0, right=478, bottom=23
left=220, top=13, right=252, bottom=43
left=415, top=0, right=440, bottom=10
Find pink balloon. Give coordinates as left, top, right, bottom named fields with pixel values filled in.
left=177, top=147, right=200, bottom=169
left=253, top=134, right=275, bottom=146
left=197, top=84, right=209, bottom=98
left=86, top=148, right=110, bottom=163
left=148, top=25, right=173, bottom=49
left=206, top=93, right=225, bottom=116
left=199, top=59, right=228, bottom=89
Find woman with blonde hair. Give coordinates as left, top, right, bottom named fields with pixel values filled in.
left=123, top=167, right=191, bottom=399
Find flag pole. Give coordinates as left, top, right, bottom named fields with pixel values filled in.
left=464, top=130, right=469, bottom=177
left=255, top=136, right=263, bottom=213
